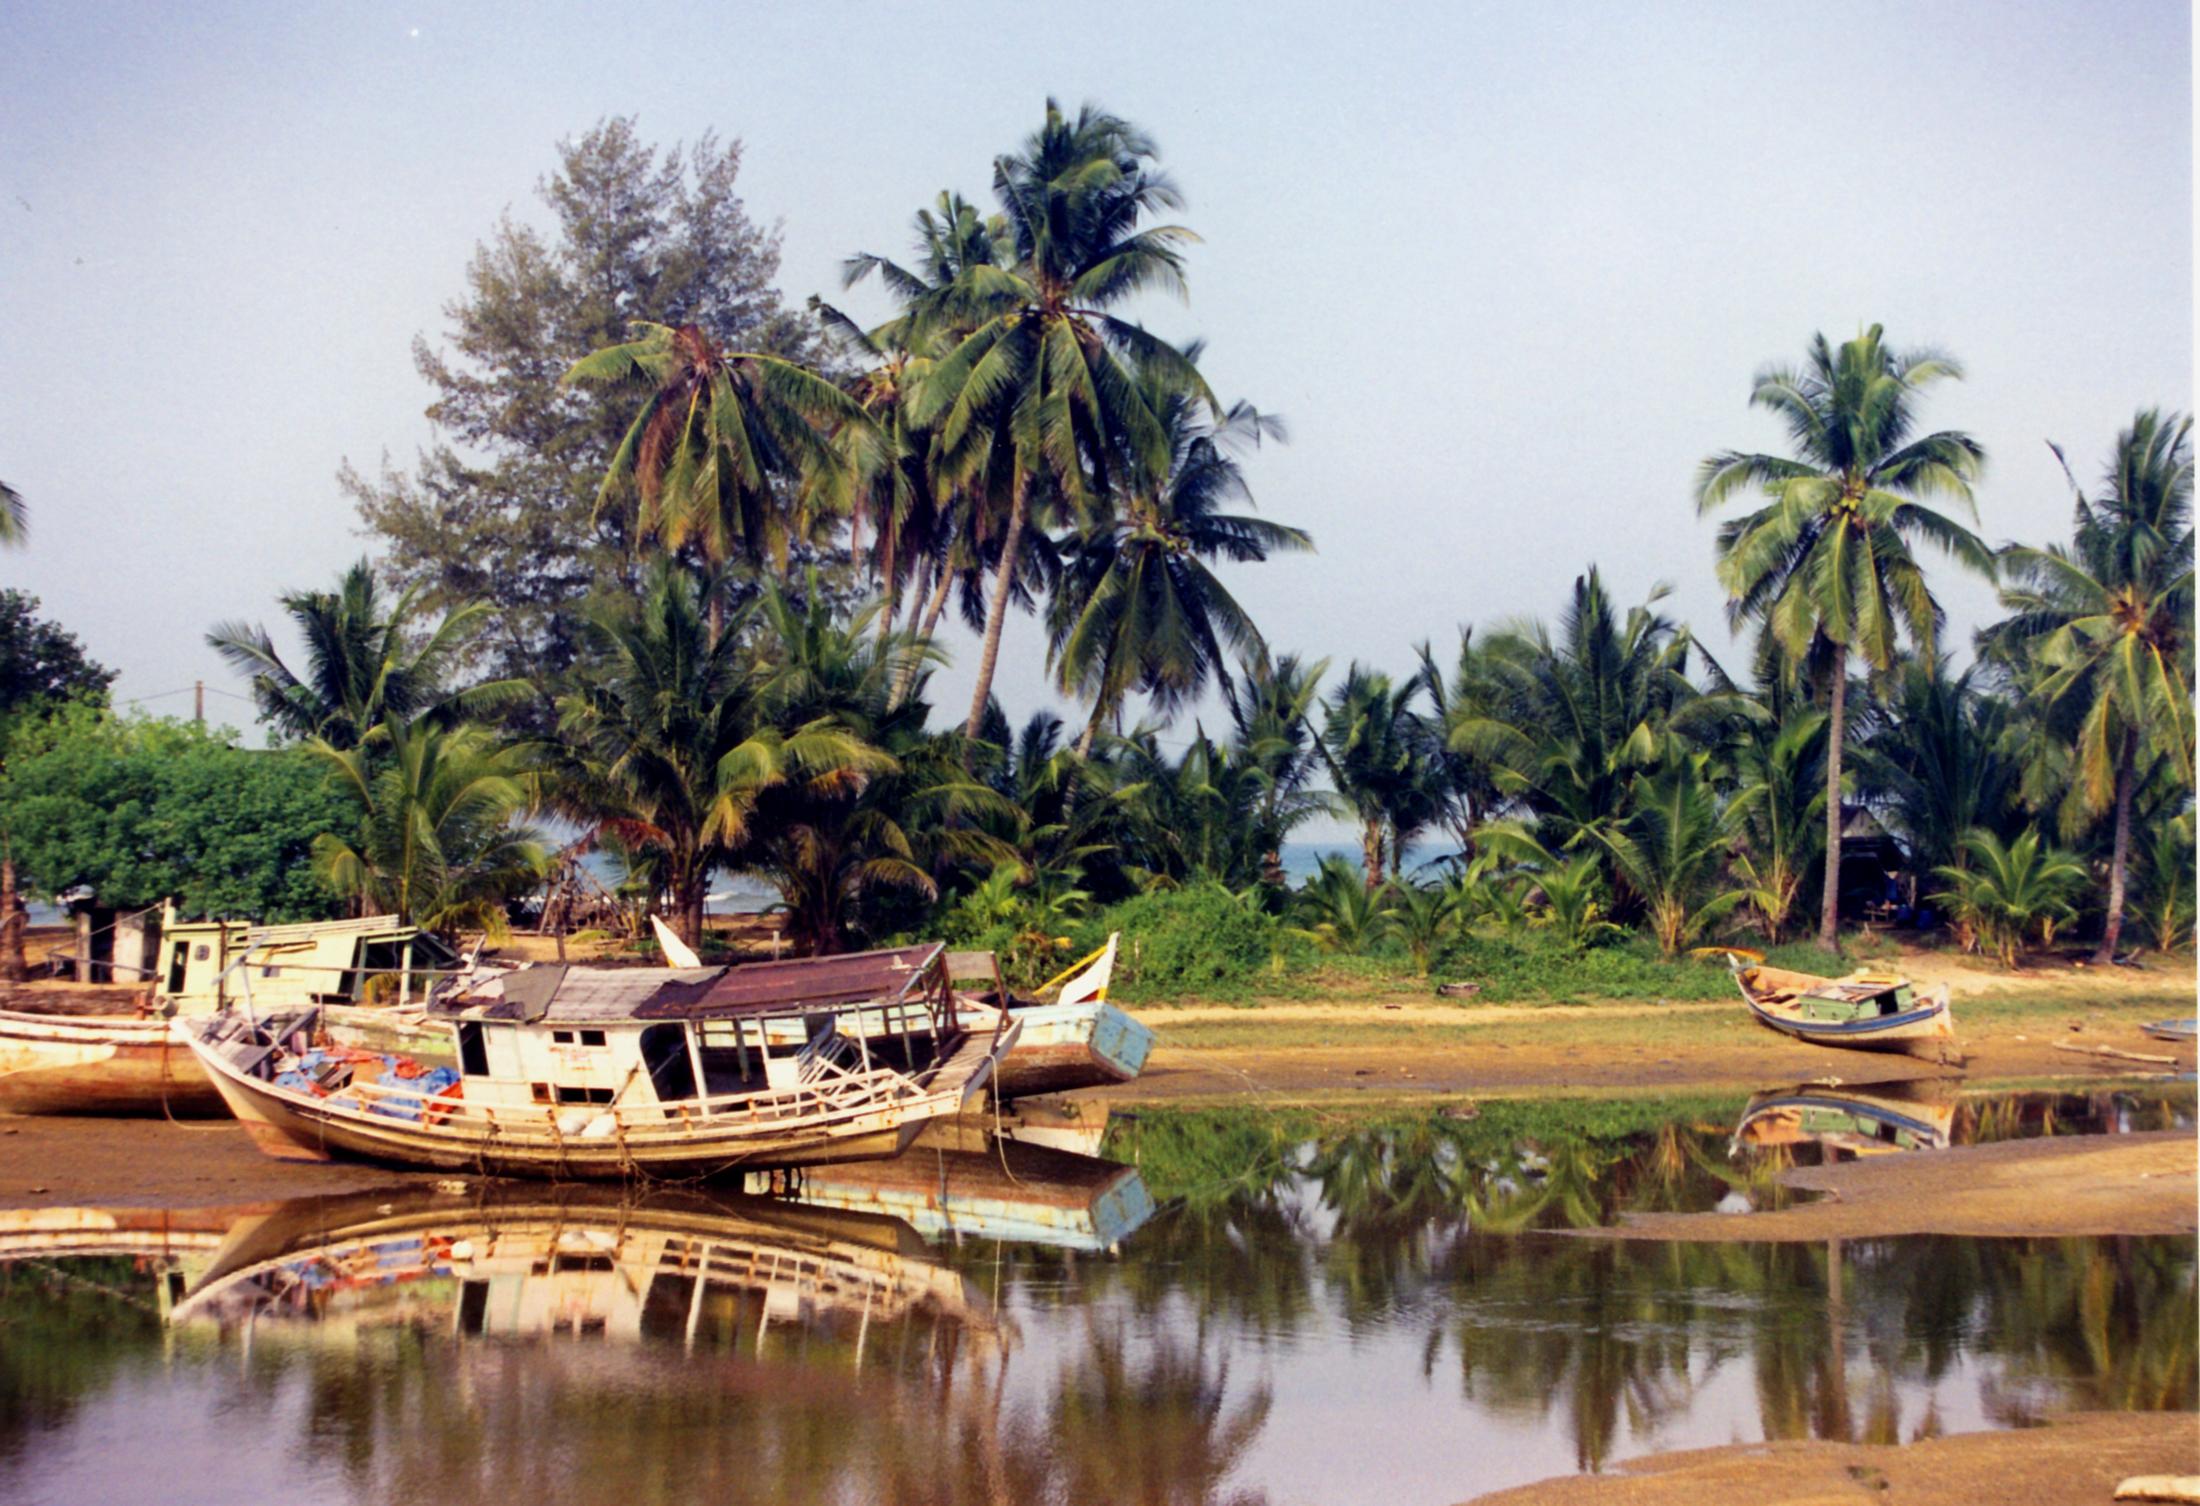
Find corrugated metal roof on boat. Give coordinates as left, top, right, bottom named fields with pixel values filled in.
left=439, top=946, right=946, bottom=1024
left=638, top=944, right=944, bottom=1020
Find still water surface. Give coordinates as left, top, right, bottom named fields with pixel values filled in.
left=0, top=1084, right=2191, bottom=1506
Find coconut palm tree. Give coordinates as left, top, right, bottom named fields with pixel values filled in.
left=1446, top=569, right=1744, bottom=869
left=1984, top=409, right=2194, bottom=961
left=309, top=718, right=547, bottom=936
left=1047, top=362, right=1309, bottom=754
left=208, top=560, right=522, bottom=748
left=1295, top=854, right=1396, bottom=952
left=904, top=100, right=1216, bottom=746
left=1223, top=653, right=1336, bottom=889
left=1853, top=657, right=2023, bottom=883
left=1729, top=698, right=1826, bottom=943
left=549, top=565, right=892, bottom=945
left=1697, top=324, right=1992, bottom=952
left=1587, top=752, right=1755, bottom=955
left=0, top=482, right=23, bottom=546
left=563, top=321, right=881, bottom=624
left=1933, top=828, right=2088, bottom=966
left=1320, top=665, right=1432, bottom=889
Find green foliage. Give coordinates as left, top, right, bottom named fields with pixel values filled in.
left=0, top=705, right=350, bottom=919
left=207, top=559, right=522, bottom=747
left=2132, top=812, right=2194, bottom=952
left=1432, top=927, right=1733, bottom=1004
left=1292, top=855, right=1396, bottom=954
left=1084, top=882, right=1295, bottom=999
left=1933, top=827, right=2090, bottom=967
left=0, top=590, right=114, bottom=728
left=311, top=718, right=548, bottom=936
left=351, top=118, right=820, bottom=709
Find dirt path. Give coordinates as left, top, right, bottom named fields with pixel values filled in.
left=1461, top=1411, right=2199, bottom=1506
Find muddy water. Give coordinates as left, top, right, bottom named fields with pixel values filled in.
left=0, top=1085, right=2190, bottom=1506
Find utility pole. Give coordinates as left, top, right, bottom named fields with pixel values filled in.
left=193, top=680, right=204, bottom=724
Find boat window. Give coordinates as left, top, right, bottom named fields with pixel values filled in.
left=457, top=1280, right=489, bottom=1337
left=640, top=1023, right=696, bottom=1103
left=554, top=1085, right=615, bottom=1105
left=579, top=1028, right=607, bottom=1047
left=552, top=1029, right=574, bottom=1044
left=166, top=942, right=189, bottom=993
left=530, top=1082, right=553, bottom=1104
left=457, top=1022, right=489, bottom=1078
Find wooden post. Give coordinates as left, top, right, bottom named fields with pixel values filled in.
left=0, top=855, right=23, bottom=984
left=193, top=681, right=204, bottom=724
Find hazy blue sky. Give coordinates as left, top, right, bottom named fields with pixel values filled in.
left=2, top=1, right=2190, bottom=755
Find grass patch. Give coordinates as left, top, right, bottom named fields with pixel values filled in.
left=1430, top=930, right=1735, bottom=1004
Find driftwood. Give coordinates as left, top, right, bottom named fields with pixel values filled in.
left=1436, top=982, right=1482, bottom=999
left=2051, top=1040, right=2179, bottom=1066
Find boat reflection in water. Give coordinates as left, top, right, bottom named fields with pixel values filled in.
left=164, top=1182, right=1000, bottom=1355
left=776, top=1116, right=1158, bottom=1252
left=1732, top=1078, right=1959, bottom=1161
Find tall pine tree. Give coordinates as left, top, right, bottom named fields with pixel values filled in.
left=347, top=119, right=816, bottom=723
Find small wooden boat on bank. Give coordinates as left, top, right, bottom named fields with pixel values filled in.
left=0, top=915, right=461, bottom=1116
left=1710, top=950, right=1956, bottom=1055
left=187, top=944, right=1020, bottom=1179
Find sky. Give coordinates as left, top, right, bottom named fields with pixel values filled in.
left=1, top=1, right=2192, bottom=797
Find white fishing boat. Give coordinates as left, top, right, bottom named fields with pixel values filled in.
left=186, top=943, right=1020, bottom=1178
left=0, top=914, right=460, bottom=1116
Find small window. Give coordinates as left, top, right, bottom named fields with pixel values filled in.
left=552, top=1029, right=575, bottom=1044
left=579, top=1029, right=607, bottom=1048
left=192, top=943, right=211, bottom=961
left=530, top=1082, right=553, bottom=1104
left=554, top=1085, right=615, bottom=1106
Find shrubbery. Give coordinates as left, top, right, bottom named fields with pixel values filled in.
left=1431, top=929, right=1731, bottom=1004
left=1075, top=883, right=1302, bottom=1000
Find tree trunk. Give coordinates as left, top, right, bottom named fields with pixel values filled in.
left=707, top=590, right=725, bottom=649
left=875, top=528, right=898, bottom=652
left=962, top=475, right=1028, bottom=752
left=0, top=855, right=23, bottom=984
left=1075, top=714, right=1101, bottom=759
left=1362, top=820, right=1385, bottom=891
left=684, top=879, right=708, bottom=953
left=889, top=559, right=954, bottom=711
left=2094, top=731, right=2136, bottom=964
left=1817, top=657, right=1848, bottom=954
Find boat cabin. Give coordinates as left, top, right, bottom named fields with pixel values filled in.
left=157, top=911, right=462, bottom=1010
left=430, top=944, right=968, bottom=1120
left=1745, top=967, right=1918, bottom=1023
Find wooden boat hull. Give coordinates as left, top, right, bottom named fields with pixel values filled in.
left=1735, top=964, right=1955, bottom=1055
left=189, top=1016, right=1018, bottom=1180
left=989, top=1000, right=1155, bottom=1097
left=0, top=1009, right=221, bottom=1115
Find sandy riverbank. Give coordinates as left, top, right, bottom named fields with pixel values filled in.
left=1461, top=1412, right=2200, bottom=1506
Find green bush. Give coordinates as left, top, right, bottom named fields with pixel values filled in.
left=1080, top=883, right=1302, bottom=1000
left=1432, top=927, right=1732, bottom=1004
